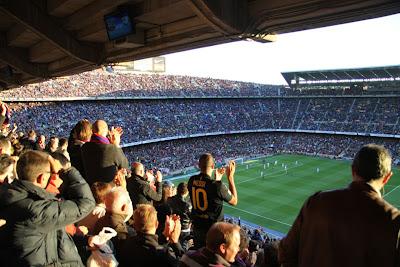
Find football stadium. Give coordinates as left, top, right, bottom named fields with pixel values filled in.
left=0, top=1, right=399, bottom=266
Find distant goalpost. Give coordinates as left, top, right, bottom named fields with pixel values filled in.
left=225, top=157, right=244, bottom=165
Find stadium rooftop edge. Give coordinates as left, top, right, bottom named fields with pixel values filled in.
left=281, top=65, right=400, bottom=87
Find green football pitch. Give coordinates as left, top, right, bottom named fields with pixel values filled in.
left=170, top=154, right=400, bottom=235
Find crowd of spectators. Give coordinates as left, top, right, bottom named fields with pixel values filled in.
left=0, top=91, right=399, bottom=266
left=0, top=69, right=399, bottom=99
left=0, top=70, right=279, bottom=98
left=280, top=84, right=400, bottom=96
left=0, top=103, right=283, bottom=266
left=5, top=97, right=400, bottom=146
left=124, top=132, right=400, bottom=173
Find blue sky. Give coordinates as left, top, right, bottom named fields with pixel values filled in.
left=163, top=14, right=400, bottom=85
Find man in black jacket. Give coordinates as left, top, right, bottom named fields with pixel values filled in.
left=81, top=120, right=129, bottom=185
left=0, top=151, right=95, bottom=267
left=168, top=182, right=192, bottom=246
left=127, top=162, right=163, bottom=208
left=118, top=204, right=183, bottom=267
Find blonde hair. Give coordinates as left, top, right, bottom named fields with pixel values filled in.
left=133, top=204, right=158, bottom=233
left=206, top=222, right=240, bottom=251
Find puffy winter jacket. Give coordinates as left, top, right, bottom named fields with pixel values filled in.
left=0, top=167, right=95, bottom=267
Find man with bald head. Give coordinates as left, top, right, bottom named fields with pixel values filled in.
left=127, top=161, right=163, bottom=208
left=81, top=119, right=129, bottom=185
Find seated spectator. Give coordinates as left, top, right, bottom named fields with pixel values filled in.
left=81, top=120, right=129, bottom=185
left=279, top=144, right=400, bottom=267
left=127, top=162, right=162, bottom=208
left=0, top=151, right=95, bottom=266
left=180, top=222, right=241, bottom=267
left=118, top=204, right=183, bottom=267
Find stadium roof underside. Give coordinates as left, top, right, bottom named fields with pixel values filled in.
left=0, top=0, right=399, bottom=89
left=282, top=66, right=400, bottom=89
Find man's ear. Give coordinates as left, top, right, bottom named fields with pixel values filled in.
left=36, top=174, right=45, bottom=187
left=219, top=243, right=227, bottom=255
left=382, top=171, right=393, bottom=185
left=121, top=203, right=127, bottom=213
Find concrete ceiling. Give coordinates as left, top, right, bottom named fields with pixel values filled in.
left=0, top=0, right=398, bottom=89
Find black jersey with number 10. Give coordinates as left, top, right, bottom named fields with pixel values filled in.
left=188, top=173, right=232, bottom=228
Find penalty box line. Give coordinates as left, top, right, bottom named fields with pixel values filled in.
left=237, top=162, right=305, bottom=185
left=224, top=204, right=292, bottom=227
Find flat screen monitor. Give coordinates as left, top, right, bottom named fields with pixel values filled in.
left=104, top=10, right=134, bottom=41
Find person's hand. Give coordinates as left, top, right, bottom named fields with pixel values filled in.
left=226, top=160, right=236, bottom=179
left=239, top=249, right=250, bottom=260
left=145, top=170, right=155, bottom=182
left=164, top=214, right=181, bottom=244
left=77, top=226, right=88, bottom=236
left=170, top=216, right=181, bottom=244
left=245, top=251, right=257, bottom=267
left=109, top=126, right=123, bottom=146
left=155, top=170, right=162, bottom=183
left=163, top=215, right=174, bottom=237
left=48, top=155, right=62, bottom=174
left=11, top=123, right=17, bottom=133
left=0, top=102, right=8, bottom=116
left=215, top=167, right=225, bottom=181
left=92, top=204, right=106, bottom=218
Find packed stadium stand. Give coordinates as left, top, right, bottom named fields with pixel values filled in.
left=2, top=67, right=400, bottom=174
left=1, top=66, right=400, bottom=267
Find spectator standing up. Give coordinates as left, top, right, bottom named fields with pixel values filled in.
left=68, top=119, right=92, bottom=177
left=127, top=162, right=163, bottom=208
left=118, top=204, right=183, bottom=267
left=188, top=153, right=238, bottom=249
left=0, top=155, right=17, bottom=185
left=81, top=120, right=129, bottom=185
left=92, top=187, right=134, bottom=251
left=0, top=136, right=12, bottom=156
left=57, top=137, right=70, bottom=160
left=168, top=182, right=192, bottom=247
left=0, top=151, right=95, bottom=266
left=180, top=222, right=241, bottom=267
left=279, top=144, right=400, bottom=267
left=19, top=129, right=37, bottom=150
left=45, top=136, right=59, bottom=153
left=34, top=134, right=46, bottom=151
